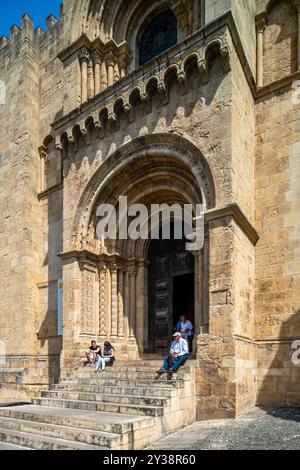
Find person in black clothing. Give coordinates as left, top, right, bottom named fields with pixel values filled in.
left=86, top=340, right=101, bottom=367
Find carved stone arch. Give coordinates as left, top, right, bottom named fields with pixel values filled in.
left=70, top=133, right=216, bottom=250
left=265, top=0, right=297, bottom=15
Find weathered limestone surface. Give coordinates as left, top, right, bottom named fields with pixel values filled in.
left=0, top=0, right=300, bottom=426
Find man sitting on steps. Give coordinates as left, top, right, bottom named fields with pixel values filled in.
left=157, top=332, right=189, bottom=375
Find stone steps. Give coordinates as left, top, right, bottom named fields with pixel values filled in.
left=0, top=405, right=151, bottom=437
left=0, top=441, right=31, bottom=450
left=32, top=397, right=164, bottom=417
left=61, top=377, right=183, bottom=388
left=0, top=361, right=196, bottom=450
left=0, top=427, right=108, bottom=450
left=41, top=390, right=169, bottom=407
left=0, top=416, right=121, bottom=448
left=65, top=370, right=191, bottom=379
left=51, top=383, right=176, bottom=398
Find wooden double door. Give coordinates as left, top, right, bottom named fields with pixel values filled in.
left=148, top=235, right=195, bottom=352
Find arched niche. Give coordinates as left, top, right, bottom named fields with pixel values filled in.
left=263, top=0, right=298, bottom=84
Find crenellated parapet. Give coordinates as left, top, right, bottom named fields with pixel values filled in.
left=0, top=11, right=62, bottom=59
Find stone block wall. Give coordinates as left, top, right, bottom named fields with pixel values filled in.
left=263, top=0, right=298, bottom=86
left=0, top=13, right=64, bottom=378
left=1, top=0, right=300, bottom=416
left=255, top=71, right=300, bottom=404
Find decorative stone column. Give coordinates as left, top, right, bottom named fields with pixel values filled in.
left=128, top=264, right=137, bottom=339
left=256, top=13, right=267, bottom=88
left=38, top=145, right=48, bottom=193
left=101, top=60, right=108, bottom=91
left=124, top=270, right=130, bottom=339
left=92, top=50, right=103, bottom=96
left=99, top=264, right=107, bottom=338
left=106, top=52, right=115, bottom=88
left=79, top=47, right=90, bottom=104
left=87, top=58, right=95, bottom=100
left=110, top=263, right=119, bottom=338
left=202, top=228, right=210, bottom=332
left=55, top=136, right=63, bottom=183
left=114, top=62, right=120, bottom=83
left=118, top=268, right=124, bottom=338
left=135, top=259, right=148, bottom=352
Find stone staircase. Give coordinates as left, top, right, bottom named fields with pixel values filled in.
left=0, top=361, right=196, bottom=450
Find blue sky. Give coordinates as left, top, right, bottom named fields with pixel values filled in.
left=0, top=0, right=62, bottom=37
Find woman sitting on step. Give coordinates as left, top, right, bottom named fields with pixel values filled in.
left=103, top=341, right=116, bottom=366
left=95, top=341, right=115, bottom=373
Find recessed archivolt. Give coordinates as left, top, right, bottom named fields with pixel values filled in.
left=70, top=133, right=216, bottom=251
left=69, top=0, right=202, bottom=51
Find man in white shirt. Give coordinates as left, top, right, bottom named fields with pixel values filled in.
left=157, top=332, right=189, bottom=375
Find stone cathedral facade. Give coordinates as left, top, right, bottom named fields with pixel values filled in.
left=0, top=0, right=300, bottom=421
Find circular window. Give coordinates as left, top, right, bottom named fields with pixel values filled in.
left=139, top=10, right=178, bottom=66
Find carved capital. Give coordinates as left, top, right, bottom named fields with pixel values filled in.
left=123, top=94, right=134, bottom=123
left=66, top=129, right=75, bottom=145
left=79, top=121, right=88, bottom=137
left=127, top=259, right=137, bottom=276
left=198, top=58, right=209, bottom=83
left=92, top=49, right=103, bottom=65
left=255, top=12, right=267, bottom=34
left=78, top=47, right=90, bottom=64
left=105, top=50, right=115, bottom=67
left=107, top=103, right=116, bottom=125
left=118, top=52, right=130, bottom=69
left=157, top=80, right=168, bottom=105
left=38, top=145, right=48, bottom=161
left=177, top=68, right=188, bottom=95
left=55, top=136, right=63, bottom=152
left=93, top=111, right=102, bottom=132
left=99, top=263, right=107, bottom=273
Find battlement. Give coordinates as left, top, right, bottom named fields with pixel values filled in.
left=0, top=8, right=62, bottom=58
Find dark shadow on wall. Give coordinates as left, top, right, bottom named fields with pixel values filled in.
left=37, top=189, right=64, bottom=385
left=257, top=310, right=300, bottom=411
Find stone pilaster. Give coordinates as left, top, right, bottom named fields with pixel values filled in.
left=80, top=262, right=97, bottom=335
left=38, top=145, right=48, bottom=193
left=118, top=268, right=124, bottom=338
left=87, top=58, right=95, bottom=100
left=78, top=47, right=90, bottom=104
left=99, top=264, right=107, bottom=338
left=128, top=263, right=137, bottom=339
left=255, top=13, right=267, bottom=88
left=92, top=50, right=103, bottom=96
left=110, top=263, right=119, bottom=338
left=106, top=52, right=115, bottom=88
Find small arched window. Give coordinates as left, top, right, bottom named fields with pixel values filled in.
left=139, top=10, right=178, bottom=66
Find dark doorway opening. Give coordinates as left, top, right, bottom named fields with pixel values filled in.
left=147, top=225, right=195, bottom=353
left=172, top=272, right=195, bottom=332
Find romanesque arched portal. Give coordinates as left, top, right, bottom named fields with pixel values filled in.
left=60, top=134, right=215, bottom=364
